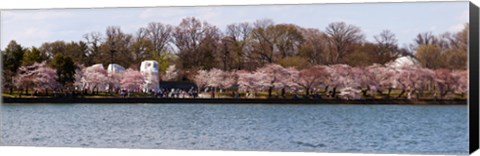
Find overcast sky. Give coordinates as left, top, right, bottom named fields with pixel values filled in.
left=0, top=1, right=469, bottom=50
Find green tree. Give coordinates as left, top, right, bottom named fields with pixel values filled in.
left=100, top=26, right=134, bottom=68
left=39, top=41, right=67, bottom=59
left=65, top=41, right=89, bottom=66
left=130, top=28, right=155, bottom=67
left=2, top=40, right=25, bottom=93
left=50, top=53, right=76, bottom=88
left=83, top=32, right=103, bottom=66
left=22, top=47, right=47, bottom=66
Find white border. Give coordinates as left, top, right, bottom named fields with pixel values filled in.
left=0, top=0, right=473, bottom=9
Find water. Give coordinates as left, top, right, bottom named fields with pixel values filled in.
left=0, top=103, right=468, bottom=154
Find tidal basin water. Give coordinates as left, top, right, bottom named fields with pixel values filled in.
left=0, top=103, right=468, bottom=154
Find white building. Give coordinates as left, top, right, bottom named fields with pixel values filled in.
left=107, top=63, right=125, bottom=73
left=90, top=63, right=104, bottom=69
left=386, top=56, right=419, bottom=68
left=140, top=60, right=160, bottom=92
left=106, top=64, right=125, bottom=91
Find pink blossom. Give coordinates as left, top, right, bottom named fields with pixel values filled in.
left=193, top=69, right=210, bottom=89
left=255, top=64, right=293, bottom=90
left=163, top=65, right=180, bottom=81
left=296, top=65, right=328, bottom=94
left=237, top=70, right=263, bottom=91
left=83, top=64, right=109, bottom=91
left=14, top=62, right=58, bottom=93
left=120, top=68, right=145, bottom=92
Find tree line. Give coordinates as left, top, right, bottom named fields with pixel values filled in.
left=191, top=63, right=467, bottom=100
left=2, top=17, right=469, bottom=96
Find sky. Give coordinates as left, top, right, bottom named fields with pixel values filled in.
left=0, top=1, right=469, bottom=50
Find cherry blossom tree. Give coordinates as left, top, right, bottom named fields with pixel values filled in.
left=237, top=70, right=257, bottom=91
left=74, top=64, right=87, bottom=93
left=237, top=70, right=264, bottom=98
left=121, top=68, right=145, bottom=92
left=395, top=64, right=432, bottom=99
left=435, top=69, right=460, bottom=98
left=206, top=68, right=224, bottom=98
left=193, top=69, right=209, bottom=91
left=255, top=64, right=293, bottom=98
left=34, top=64, right=58, bottom=94
left=15, top=64, right=38, bottom=95
left=83, top=64, right=108, bottom=94
left=414, top=67, right=435, bottom=99
left=452, top=70, right=468, bottom=97
left=296, top=65, right=328, bottom=95
left=281, top=67, right=300, bottom=92
left=108, top=72, right=124, bottom=93
left=192, top=68, right=238, bottom=98
left=206, top=68, right=224, bottom=89
left=325, top=64, right=352, bottom=98
left=366, top=64, right=397, bottom=98
left=338, top=87, right=362, bottom=100
left=163, top=64, right=181, bottom=81
left=350, top=67, right=370, bottom=96
left=219, top=71, right=238, bottom=90
left=14, top=62, right=58, bottom=95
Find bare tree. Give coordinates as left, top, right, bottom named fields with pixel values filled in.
left=130, top=28, right=154, bottom=65
left=145, top=22, right=173, bottom=54
left=224, top=22, right=252, bottom=70
left=83, top=32, right=103, bottom=65
left=273, top=24, right=304, bottom=58
left=103, top=26, right=133, bottom=67
left=298, top=28, right=329, bottom=65
left=250, top=19, right=276, bottom=64
left=412, top=32, right=438, bottom=49
left=325, top=22, right=364, bottom=64
left=172, top=17, right=221, bottom=70
left=374, top=30, right=400, bottom=64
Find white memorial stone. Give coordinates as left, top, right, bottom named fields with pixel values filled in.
left=140, top=60, right=160, bottom=92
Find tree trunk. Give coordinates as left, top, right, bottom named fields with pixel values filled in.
left=441, top=90, right=449, bottom=98
left=397, top=90, right=405, bottom=99
left=268, top=87, right=273, bottom=98
left=387, top=88, right=392, bottom=99
left=332, top=87, right=337, bottom=98
left=211, top=88, right=216, bottom=98
left=362, top=88, right=369, bottom=97
left=305, top=87, right=310, bottom=95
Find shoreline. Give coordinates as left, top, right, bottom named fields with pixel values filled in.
left=1, top=97, right=467, bottom=105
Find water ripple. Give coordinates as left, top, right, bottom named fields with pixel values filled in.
left=0, top=104, right=468, bottom=154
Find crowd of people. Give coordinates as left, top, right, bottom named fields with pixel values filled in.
left=120, top=87, right=199, bottom=98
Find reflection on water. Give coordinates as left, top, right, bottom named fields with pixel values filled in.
left=0, top=103, right=468, bottom=154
